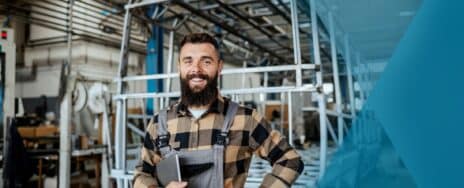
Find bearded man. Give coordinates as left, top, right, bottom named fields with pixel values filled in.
left=134, top=33, right=303, bottom=188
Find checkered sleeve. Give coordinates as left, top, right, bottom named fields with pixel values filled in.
left=248, top=110, right=304, bottom=187
left=133, top=118, right=163, bottom=188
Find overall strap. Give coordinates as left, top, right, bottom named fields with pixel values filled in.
left=216, top=101, right=239, bottom=145
left=156, top=109, right=171, bottom=157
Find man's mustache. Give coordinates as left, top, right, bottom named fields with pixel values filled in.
left=186, top=73, right=209, bottom=80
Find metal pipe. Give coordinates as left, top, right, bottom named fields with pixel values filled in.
left=241, top=61, right=247, bottom=104
left=125, top=0, right=170, bottom=10
left=59, top=1, right=73, bottom=187
left=310, top=0, right=328, bottom=179
left=116, top=64, right=316, bottom=82
left=280, top=92, right=285, bottom=133
left=328, top=12, right=344, bottom=146
left=261, top=71, right=269, bottom=109
left=127, top=122, right=145, bottom=137
left=344, top=35, right=356, bottom=118
left=114, top=2, right=133, bottom=187
left=165, top=19, right=176, bottom=106
left=290, top=0, right=303, bottom=87
left=287, top=91, right=293, bottom=146
left=325, top=116, right=339, bottom=145
left=122, top=99, right=128, bottom=174
left=114, top=85, right=317, bottom=100
left=59, top=93, right=72, bottom=188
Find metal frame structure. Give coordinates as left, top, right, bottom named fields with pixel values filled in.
left=109, top=0, right=361, bottom=186
left=107, top=0, right=368, bottom=187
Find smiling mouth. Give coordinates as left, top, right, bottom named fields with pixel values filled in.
left=190, top=78, right=205, bottom=82
left=189, top=78, right=207, bottom=88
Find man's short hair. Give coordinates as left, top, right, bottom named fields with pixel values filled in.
left=179, top=33, right=220, bottom=58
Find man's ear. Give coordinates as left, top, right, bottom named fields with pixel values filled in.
left=218, top=59, right=224, bottom=73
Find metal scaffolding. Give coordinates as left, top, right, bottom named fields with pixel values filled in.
left=111, top=0, right=361, bottom=186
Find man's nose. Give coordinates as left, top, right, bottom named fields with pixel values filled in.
left=190, top=60, right=202, bottom=72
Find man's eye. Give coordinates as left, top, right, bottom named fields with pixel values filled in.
left=203, top=61, right=212, bottom=65
left=184, top=60, right=192, bottom=64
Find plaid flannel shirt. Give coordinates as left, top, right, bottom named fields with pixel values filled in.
left=133, top=95, right=304, bottom=188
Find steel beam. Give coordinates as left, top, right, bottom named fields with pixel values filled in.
left=290, top=0, right=303, bottom=87
left=328, top=12, right=344, bottom=146
left=114, top=1, right=133, bottom=187
left=114, top=85, right=317, bottom=100
left=344, top=35, right=356, bottom=119
left=124, top=0, right=169, bottom=10
left=310, top=0, right=328, bottom=179
left=59, top=1, right=74, bottom=187
left=288, top=91, right=293, bottom=146
left=165, top=19, right=176, bottom=106
left=116, top=64, right=316, bottom=82
left=325, top=116, right=339, bottom=145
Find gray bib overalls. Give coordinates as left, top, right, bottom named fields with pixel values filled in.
left=155, top=102, right=239, bottom=188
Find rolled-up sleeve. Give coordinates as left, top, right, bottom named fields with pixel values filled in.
left=248, top=110, right=304, bottom=187
left=133, top=119, right=162, bottom=187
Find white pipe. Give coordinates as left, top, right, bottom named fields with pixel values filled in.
left=288, top=91, right=293, bottom=146
left=113, top=85, right=317, bottom=100
left=310, top=0, right=328, bottom=179
left=328, top=12, right=344, bottom=146
left=59, top=1, right=73, bottom=187
left=290, top=0, right=303, bottom=87
left=116, top=64, right=316, bottom=82
left=165, top=21, right=176, bottom=106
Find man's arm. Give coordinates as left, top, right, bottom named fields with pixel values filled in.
left=248, top=109, right=304, bottom=188
left=133, top=120, right=162, bottom=187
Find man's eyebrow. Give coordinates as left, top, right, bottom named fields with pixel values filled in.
left=200, top=56, right=214, bottom=61
left=181, top=56, right=192, bottom=61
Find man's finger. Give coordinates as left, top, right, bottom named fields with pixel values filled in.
left=166, top=181, right=188, bottom=188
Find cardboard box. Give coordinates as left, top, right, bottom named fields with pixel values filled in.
left=17, top=126, right=59, bottom=138
left=18, top=127, right=36, bottom=138
left=35, top=126, right=58, bottom=137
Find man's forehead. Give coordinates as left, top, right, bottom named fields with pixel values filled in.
left=180, top=43, right=217, bottom=54
left=179, top=43, right=219, bottom=60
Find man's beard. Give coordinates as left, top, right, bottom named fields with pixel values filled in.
left=180, top=72, right=218, bottom=106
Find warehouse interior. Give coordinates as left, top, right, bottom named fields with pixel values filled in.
left=0, top=0, right=421, bottom=187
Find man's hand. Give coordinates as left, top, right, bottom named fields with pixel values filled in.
left=166, top=181, right=188, bottom=188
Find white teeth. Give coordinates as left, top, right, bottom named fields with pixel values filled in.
left=191, top=78, right=204, bottom=82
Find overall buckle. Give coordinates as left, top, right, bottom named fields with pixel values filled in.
left=216, top=132, right=229, bottom=145
left=156, top=134, right=170, bottom=148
